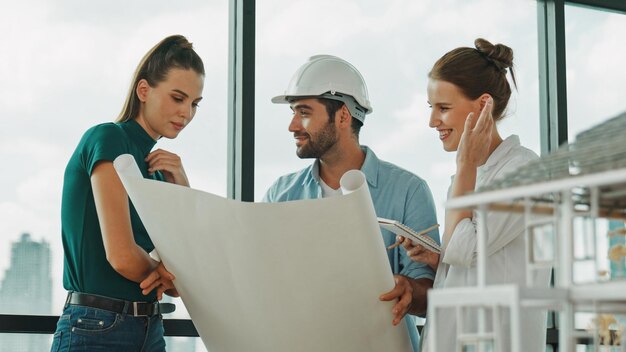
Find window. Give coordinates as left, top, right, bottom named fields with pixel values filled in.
left=565, top=5, right=626, bottom=140
left=563, top=4, right=626, bottom=339
left=255, top=0, right=540, bottom=234
left=0, top=2, right=227, bottom=351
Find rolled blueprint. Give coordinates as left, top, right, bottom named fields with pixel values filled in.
left=114, top=154, right=411, bottom=352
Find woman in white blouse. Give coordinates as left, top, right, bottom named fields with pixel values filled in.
left=400, top=38, right=551, bottom=351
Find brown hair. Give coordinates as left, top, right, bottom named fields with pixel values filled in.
left=116, top=35, right=205, bottom=123
left=429, top=38, right=517, bottom=121
left=318, top=98, right=363, bottom=138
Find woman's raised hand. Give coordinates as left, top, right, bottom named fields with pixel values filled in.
left=146, top=148, right=190, bottom=186
left=456, top=96, right=494, bottom=168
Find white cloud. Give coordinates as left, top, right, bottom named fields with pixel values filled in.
left=578, top=15, right=626, bottom=117
left=369, top=90, right=433, bottom=154
left=0, top=138, right=68, bottom=167
left=565, top=7, right=626, bottom=139
left=185, top=167, right=228, bottom=198
left=16, top=168, right=64, bottom=215
left=258, top=1, right=371, bottom=57
left=429, top=160, right=456, bottom=180
left=0, top=203, right=42, bottom=242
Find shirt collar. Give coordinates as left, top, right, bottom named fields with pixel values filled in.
left=302, top=145, right=379, bottom=188
left=119, top=119, right=158, bottom=156
left=450, top=135, right=521, bottom=183
left=359, top=145, right=379, bottom=187
left=478, top=134, right=520, bottom=172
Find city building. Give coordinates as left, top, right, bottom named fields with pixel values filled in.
left=0, top=233, right=52, bottom=352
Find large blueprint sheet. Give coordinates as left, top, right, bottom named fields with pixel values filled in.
left=114, top=154, right=411, bottom=352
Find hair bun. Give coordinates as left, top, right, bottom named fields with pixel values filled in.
left=174, top=36, right=194, bottom=50
left=474, top=38, right=513, bottom=72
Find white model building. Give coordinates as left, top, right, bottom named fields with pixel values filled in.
left=426, top=112, right=626, bottom=352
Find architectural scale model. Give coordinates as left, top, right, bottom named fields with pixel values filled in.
left=426, top=112, right=626, bottom=352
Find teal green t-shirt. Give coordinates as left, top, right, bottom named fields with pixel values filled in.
left=61, top=119, right=163, bottom=302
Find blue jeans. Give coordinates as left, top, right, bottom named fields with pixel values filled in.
left=50, top=304, right=166, bottom=352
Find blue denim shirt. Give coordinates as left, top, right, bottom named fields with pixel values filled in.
left=263, top=146, right=440, bottom=350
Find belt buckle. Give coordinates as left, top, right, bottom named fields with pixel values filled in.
left=133, top=301, right=140, bottom=316
left=132, top=302, right=150, bottom=317
left=132, top=301, right=158, bottom=317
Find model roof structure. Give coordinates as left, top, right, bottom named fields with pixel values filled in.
left=476, top=111, right=626, bottom=213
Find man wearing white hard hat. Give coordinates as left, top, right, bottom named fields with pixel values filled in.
left=263, top=55, right=440, bottom=351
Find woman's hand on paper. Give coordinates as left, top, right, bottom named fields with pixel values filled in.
left=145, top=148, right=190, bottom=187
left=140, top=262, right=177, bottom=300
left=399, top=236, right=440, bottom=271
left=379, top=275, right=413, bottom=326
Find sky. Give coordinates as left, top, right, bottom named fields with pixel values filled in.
left=0, top=0, right=625, bottom=334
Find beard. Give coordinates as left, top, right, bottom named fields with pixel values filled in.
left=295, top=121, right=338, bottom=159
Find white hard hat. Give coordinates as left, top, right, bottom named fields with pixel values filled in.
left=272, top=55, right=373, bottom=123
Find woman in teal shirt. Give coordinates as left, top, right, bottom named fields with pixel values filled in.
left=51, top=34, right=204, bottom=352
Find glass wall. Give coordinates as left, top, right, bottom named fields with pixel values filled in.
left=564, top=5, right=626, bottom=338
left=255, top=0, right=541, bottom=237
left=0, top=1, right=227, bottom=351
left=565, top=5, right=626, bottom=141
left=7, top=0, right=625, bottom=350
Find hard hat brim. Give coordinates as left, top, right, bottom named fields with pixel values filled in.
left=271, top=93, right=373, bottom=116
left=271, top=95, right=290, bottom=104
